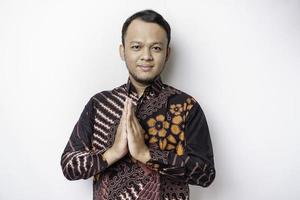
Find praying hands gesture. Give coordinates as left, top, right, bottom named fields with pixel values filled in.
left=102, top=97, right=151, bottom=166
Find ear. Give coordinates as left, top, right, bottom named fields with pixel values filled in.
left=165, top=46, right=171, bottom=63
left=119, top=44, right=125, bottom=61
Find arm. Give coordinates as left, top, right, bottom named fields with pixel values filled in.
left=145, top=102, right=216, bottom=187
left=60, top=97, right=109, bottom=180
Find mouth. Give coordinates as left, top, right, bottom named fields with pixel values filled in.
left=137, top=65, right=153, bottom=72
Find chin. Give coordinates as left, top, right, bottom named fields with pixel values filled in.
left=131, top=73, right=157, bottom=85
left=136, top=77, right=155, bottom=85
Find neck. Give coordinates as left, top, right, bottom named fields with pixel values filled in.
left=129, top=76, right=151, bottom=98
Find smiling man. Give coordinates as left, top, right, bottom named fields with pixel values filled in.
left=61, top=9, right=216, bottom=200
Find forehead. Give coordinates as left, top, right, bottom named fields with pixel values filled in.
left=125, top=19, right=168, bottom=44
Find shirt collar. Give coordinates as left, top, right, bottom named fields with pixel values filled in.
left=125, top=75, right=164, bottom=97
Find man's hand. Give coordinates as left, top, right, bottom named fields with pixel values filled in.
left=103, top=97, right=150, bottom=166
left=103, top=98, right=129, bottom=166
left=126, top=98, right=151, bottom=164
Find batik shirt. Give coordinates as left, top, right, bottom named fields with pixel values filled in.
left=61, top=76, right=216, bottom=200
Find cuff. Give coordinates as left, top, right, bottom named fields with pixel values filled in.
left=145, top=143, right=169, bottom=171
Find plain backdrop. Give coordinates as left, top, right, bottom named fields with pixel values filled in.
left=1, top=0, right=299, bottom=199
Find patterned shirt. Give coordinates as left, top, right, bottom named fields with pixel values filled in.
left=60, top=76, right=216, bottom=200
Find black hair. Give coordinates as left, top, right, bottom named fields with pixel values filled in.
left=121, top=9, right=171, bottom=47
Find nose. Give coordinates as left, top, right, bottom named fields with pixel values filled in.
left=141, top=48, right=153, bottom=61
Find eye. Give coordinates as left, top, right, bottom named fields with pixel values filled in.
left=131, top=45, right=140, bottom=50
left=152, top=46, right=162, bottom=52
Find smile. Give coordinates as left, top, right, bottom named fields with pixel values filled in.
left=138, top=65, right=153, bottom=72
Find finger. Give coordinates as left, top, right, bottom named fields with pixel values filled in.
left=120, top=98, right=128, bottom=138
left=132, top=120, right=142, bottom=139
left=127, top=98, right=133, bottom=121
left=129, top=103, right=140, bottom=134
left=123, top=98, right=128, bottom=118
left=132, top=111, right=139, bottom=124
left=121, top=98, right=127, bottom=119
left=133, top=121, right=144, bottom=139
left=130, top=114, right=138, bottom=130
left=132, top=104, right=137, bottom=114
left=126, top=114, right=133, bottom=137
left=126, top=98, right=130, bottom=124
left=130, top=118, right=137, bottom=133
left=132, top=111, right=142, bottom=130
left=128, top=103, right=135, bottom=128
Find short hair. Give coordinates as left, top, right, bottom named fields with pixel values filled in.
left=121, top=9, right=171, bottom=47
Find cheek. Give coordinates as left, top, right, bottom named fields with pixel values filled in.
left=154, top=54, right=167, bottom=65
left=125, top=52, right=139, bottom=64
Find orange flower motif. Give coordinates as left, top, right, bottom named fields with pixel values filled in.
left=146, top=109, right=187, bottom=155
left=146, top=115, right=170, bottom=150
left=176, top=141, right=184, bottom=156
left=159, top=138, right=167, bottom=150
left=170, top=115, right=186, bottom=155
left=166, top=135, right=176, bottom=150
left=169, top=104, right=183, bottom=115
left=167, top=134, right=176, bottom=144
left=183, top=97, right=195, bottom=120
left=186, top=97, right=195, bottom=110
left=171, top=115, right=184, bottom=135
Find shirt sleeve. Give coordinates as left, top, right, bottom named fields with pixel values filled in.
left=145, top=102, right=216, bottom=187
left=60, top=97, right=109, bottom=180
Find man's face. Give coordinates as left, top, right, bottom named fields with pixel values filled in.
left=120, top=19, right=170, bottom=85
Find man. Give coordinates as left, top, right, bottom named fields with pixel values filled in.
left=61, top=9, right=216, bottom=200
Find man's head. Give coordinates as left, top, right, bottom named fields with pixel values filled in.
left=119, top=9, right=171, bottom=85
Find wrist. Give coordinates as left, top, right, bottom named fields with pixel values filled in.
left=136, top=147, right=151, bottom=164
left=103, top=147, right=121, bottom=166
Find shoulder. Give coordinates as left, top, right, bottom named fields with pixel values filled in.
left=88, top=84, right=127, bottom=106
left=163, top=83, right=201, bottom=112
left=163, top=84, right=208, bottom=128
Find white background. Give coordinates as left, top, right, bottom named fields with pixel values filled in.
left=1, top=0, right=299, bottom=199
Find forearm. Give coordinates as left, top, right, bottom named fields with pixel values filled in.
left=145, top=145, right=216, bottom=187
left=61, top=148, right=108, bottom=180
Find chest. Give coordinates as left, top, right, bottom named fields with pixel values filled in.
left=91, top=93, right=194, bottom=157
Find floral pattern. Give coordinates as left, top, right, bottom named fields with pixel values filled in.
left=169, top=104, right=183, bottom=115
left=145, top=97, right=196, bottom=156
left=146, top=114, right=170, bottom=150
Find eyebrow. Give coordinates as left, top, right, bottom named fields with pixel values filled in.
left=129, top=41, right=164, bottom=45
